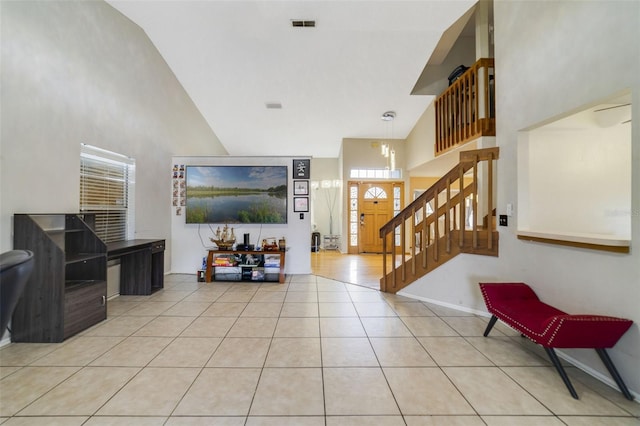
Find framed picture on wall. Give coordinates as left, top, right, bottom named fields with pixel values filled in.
left=293, top=197, right=309, bottom=212
left=293, top=159, right=310, bottom=179
left=294, top=180, right=309, bottom=195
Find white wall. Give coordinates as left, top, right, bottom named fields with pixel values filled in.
left=412, top=35, right=476, bottom=96
left=0, top=1, right=226, bottom=270
left=520, top=108, right=631, bottom=237
left=170, top=156, right=312, bottom=276
left=403, top=0, right=640, bottom=396
left=342, top=138, right=405, bottom=173
left=310, top=158, right=341, bottom=238
left=405, top=103, right=437, bottom=172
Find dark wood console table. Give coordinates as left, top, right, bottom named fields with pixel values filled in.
left=206, top=249, right=285, bottom=283
left=107, top=239, right=165, bottom=295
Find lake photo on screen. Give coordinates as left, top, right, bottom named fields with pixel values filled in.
left=185, top=166, right=288, bottom=224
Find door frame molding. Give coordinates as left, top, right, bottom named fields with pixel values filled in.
left=346, top=180, right=404, bottom=254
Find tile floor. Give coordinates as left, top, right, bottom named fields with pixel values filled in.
left=1, top=274, right=639, bottom=425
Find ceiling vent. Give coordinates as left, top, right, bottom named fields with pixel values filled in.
left=265, top=102, right=282, bottom=109
left=291, top=20, right=315, bottom=28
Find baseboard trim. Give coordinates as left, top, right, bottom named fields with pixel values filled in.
left=554, top=349, right=640, bottom=403
left=396, top=291, right=490, bottom=317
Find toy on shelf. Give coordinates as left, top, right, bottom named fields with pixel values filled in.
left=210, top=224, right=235, bottom=250
left=261, top=237, right=278, bottom=251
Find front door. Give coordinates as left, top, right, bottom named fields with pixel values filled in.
left=359, top=183, right=393, bottom=253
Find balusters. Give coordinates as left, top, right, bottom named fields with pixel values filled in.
left=379, top=147, right=499, bottom=293
left=472, top=155, right=479, bottom=248
left=434, top=58, right=495, bottom=156
left=433, top=189, right=439, bottom=262
left=401, top=220, right=406, bottom=282
left=487, top=151, right=494, bottom=249
left=422, top=198, right=427, bottom=269
left=445, top=179, right=451, bottom=253
left=459, top=166, right=465, bottom=247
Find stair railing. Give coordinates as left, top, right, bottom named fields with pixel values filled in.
left=379, top=147, right=499, bottom=293
left=435, top=58, right=495, bottom=156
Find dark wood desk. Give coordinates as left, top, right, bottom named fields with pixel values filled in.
left=107, top=239, right=165, bottom=295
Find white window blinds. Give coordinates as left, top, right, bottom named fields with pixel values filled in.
left=80, top=144, right=135, bottom=243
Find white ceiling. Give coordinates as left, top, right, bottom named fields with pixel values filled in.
left=107, top=0, right=476, bottom=158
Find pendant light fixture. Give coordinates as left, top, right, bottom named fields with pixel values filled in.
left=381, top=111, right=396, bottom=171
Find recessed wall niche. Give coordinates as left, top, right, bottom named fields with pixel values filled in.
left=517, top=92, right=632, bottom=250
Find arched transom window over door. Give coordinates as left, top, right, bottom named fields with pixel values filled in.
left=364, top=187, right=387, bottom=199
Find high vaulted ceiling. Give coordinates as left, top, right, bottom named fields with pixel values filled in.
left=107, top=0, right=476, bottom=158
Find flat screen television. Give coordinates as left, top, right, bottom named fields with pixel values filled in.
left=185, top=165, right=288, bottom=224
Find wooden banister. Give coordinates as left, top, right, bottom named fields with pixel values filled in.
left=379, top=147, right=499, bottom=294
left=435, top=58, right=495, bottom=156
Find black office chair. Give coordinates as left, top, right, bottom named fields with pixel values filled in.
left=0, top=250, right=34, bottom=339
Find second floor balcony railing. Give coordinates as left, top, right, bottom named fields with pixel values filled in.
left=435, top=58, right=495, bottom=156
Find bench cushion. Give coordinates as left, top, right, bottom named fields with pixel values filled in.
left=479, top=282, right=632, bottom=348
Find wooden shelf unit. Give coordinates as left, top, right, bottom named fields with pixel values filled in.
left=205, top=250, right=285, bottom=283
left=12, top=213, right=107, bottom=342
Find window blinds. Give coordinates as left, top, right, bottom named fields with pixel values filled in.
left=80, top=144, right=135, bottom=243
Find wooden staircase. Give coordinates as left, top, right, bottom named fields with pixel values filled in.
left=379, top=147, right=499, bottom=294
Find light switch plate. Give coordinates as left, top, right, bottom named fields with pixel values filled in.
left=506, top=203, right=513, bottom=216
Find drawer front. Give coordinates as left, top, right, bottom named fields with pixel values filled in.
left=152, top=240, right=165, bottom=253
left=64, top=281, right=106, bottom=339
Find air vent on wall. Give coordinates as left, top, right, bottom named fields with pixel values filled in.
left=265, top=102, right=282, bottom=109
left=291, top=20, right=315, bottom=27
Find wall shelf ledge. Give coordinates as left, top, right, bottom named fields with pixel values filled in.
left=517, top=230, right=630, bottom=253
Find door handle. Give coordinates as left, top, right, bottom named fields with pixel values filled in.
left=360, top=213, right=365, bottom=226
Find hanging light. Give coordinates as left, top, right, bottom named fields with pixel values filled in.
left=390, top=148, right=396, bottom=171
left=381, top=143, right=389, bottom=157
left=380, top=111, right=396, bottom=171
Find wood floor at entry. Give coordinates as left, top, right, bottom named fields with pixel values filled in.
left=311, top=251, right=396, bottom=289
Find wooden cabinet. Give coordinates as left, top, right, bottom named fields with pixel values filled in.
left=151, top=240, right=165, bottom=292
left=12, top=214, right=107, bottom=342
left=205, top=250, right=285, bottom=283
left=107, top=239, right=165, bottom=295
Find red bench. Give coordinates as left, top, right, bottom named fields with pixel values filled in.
left=479, top=282, right=634, bottom=400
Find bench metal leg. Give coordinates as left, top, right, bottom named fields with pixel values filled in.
left=483, top=315, right=498, bottom=337
left=544, top=347, right=579, bottom=399
left=596, top=348, right=634, bottom=401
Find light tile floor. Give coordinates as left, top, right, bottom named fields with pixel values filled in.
left=1, top=273, right=639, bottom=425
